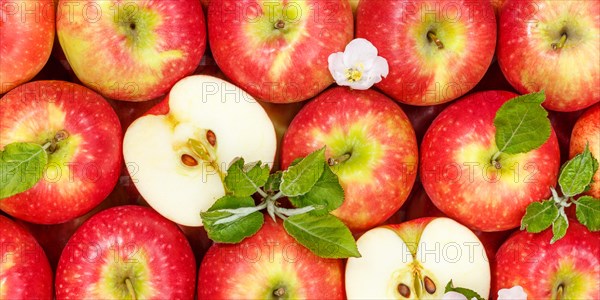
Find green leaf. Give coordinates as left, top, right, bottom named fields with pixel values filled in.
left=283, top=213, right=360, bottom=258
left=289, top=163, right=344, bottom=215
left=264, top=171, right=282, bottom=193
left=201, top=195, right=264, bottom=243
left=559, top=146, right=599, bottom=197
left=551, top=213, right=569, bottom=244
left=494, top=91, right=551, bottom=154
left=444, top=280, right=485, bottom=300
left=224, top=158, right=270, bottom=197
left=0, top=142, right=48, bottom=199
left=520, top=200, right=559, bottom=233
left=280, top=147, right=326, bottom=197
left=575, top=196, right=600, bottom=231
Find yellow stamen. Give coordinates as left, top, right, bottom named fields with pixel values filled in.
left=345, top=68, right=363, bottom=82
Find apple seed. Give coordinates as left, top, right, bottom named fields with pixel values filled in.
left=424, top=276, right=436, bottom=294
left=206, top=130, right=217, bottom=146
left=181, top=154, right=199, bottom=167
left=397, top=283, right=411, bottom=298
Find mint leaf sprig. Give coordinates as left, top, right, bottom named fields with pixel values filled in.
left=201, top=147, right=361, bottom=259
left=521, top=144, right=600, bottom=243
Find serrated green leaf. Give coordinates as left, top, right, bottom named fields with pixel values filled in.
left=224, top=158, right=269, bottom=197
left=521, top=200, right=559, bottom=233
left=289, top=163, right=344, bottom=215
left=559, top=146, right=598, bottom=197
left=551, top=213, right=569, bottom=244
left=444, top=280, right=485, bottom=300
left=264, top=171, right=282, bottom=193
left=280, top=147, right=326, bottom=197
left=283, top=213, right=360, bottom=258
left=575, top=196, right=600, bottom=231
left=0, top=142, right=48, bottom=199
left=201, top=195, right=264, bottom=243
left=494, top=91, right=551, bottom=154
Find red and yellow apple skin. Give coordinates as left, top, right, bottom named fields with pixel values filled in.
left=197, top=217, right=345, bottom=299
left=281, top=87, right=418, bottom=232
left=420, top=90, right=561, bottom=232
left=497, top=0, right=600, bottom=112
left=0, top=0, right=55, bottom=94
left=55, top=205, right=196, bottom=299
left=208, top=0, right=353, bottom=103
left=56, top=0, right=207, bottom=101
left=356, top=0, right=496, bottom=106
left=495, top=221, right=600, bottom=299
left=0, top=81, right=122, bottom=224
left=0, top=215, right=53, bottom=300
left=570, top=103, right=600, bottom=198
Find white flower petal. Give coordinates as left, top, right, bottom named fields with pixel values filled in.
left=349, top=78, right=375, bottom=90
left=343, top=38, right=378, bottom=67
left=498, top=286, right=528, bottom=300
left=372, top=56, right=389, bottom=78
left=441, top=291, right=469, bottom=300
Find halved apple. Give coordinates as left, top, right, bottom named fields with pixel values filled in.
left=346, top=217, right=490, bottom=299
left=123, top=75, right=277, bottom=226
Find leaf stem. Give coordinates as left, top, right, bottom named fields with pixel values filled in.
left=271, top=191, right=284, bottom=200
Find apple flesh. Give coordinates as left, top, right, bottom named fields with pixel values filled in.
left=346, top=217, right=491, bottom=299
left=356, top=0, right=496, bottom=105
left=55, top=205, right=196, bottom=299
left=281, top=87, right=418, bottom=232
left=0, top=215, right=53, bottom=299
left=123, top=75, right=277, bottom=226
left=56, top=0, right=207, bottom=101
left=495, top=221, right=600, bottom=299
left=208, top=0, right=353, bottom=103
left=198, top=217, right=345, bottom=299
left=420, top=90, right=561, bottom=231
left=0, top=0, right=55, bottom=94
left=570, top=103, right=600, bottom=198
left=0, top=80, right=122, bottom=224
left=497, top=0, right=600, bottom=111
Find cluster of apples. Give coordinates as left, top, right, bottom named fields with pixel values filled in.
left=1, top=0, right=599, bottom=299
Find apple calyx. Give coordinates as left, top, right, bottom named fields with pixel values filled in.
left=125, top=278, right=137, bottom=300
left=521, top=144, right=600, bottom=243
left=272, top=287, right=286, bottom=299
left=427, top=31, right=445, bottom=49
left=491, top=91, right=551, bottom=170
left=551, top=33, right=568, bottom=51
left=201, top=147, right=360, bottom=259
left=274, top=20, right=286, bottom=29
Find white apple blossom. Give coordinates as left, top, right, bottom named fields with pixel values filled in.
left=441, top=291, right=476, bottom=300
left=497, top=285, right=528, bottom=300
left=327, top=38, right=389, bottom=90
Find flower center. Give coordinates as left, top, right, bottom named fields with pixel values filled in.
left=345, top=68, right=363, bottom=82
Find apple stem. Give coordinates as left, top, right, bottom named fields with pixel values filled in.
left=551, top=33, right=568, bottom=51
left=274, top=20, right=285, bottom=30
left=125, top=278, right=137, bottom=300
left=490, top=152, right=502, bottom=169
left=273, top=287, right=286, bottom=298
left=554, top=284, right=564, bottom=300
left=327, top=153, right=351, bottom=166
left=42, top=130, right=70, bottom=153
left=427, top=32, right=444, bottom=49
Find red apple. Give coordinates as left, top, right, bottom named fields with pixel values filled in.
left=281, top=87, right=418, bottom=232
left=56, top=0, right=207, bottom=101
left=421, top=90, right=561, bottom=231
left=55, top=205, right=196, bottom=299
left=570, top=103, right=600, bottom=198
left=494, top=221, right=600, bottom=299
left=0, top=81, right=122, bottom=224
left=0, top=0, right=55, bottom=94
left=208, top=0, right=353, bottom=103
left=197, top=217, right=345, bottom=299
left=0, top=215, right=53, bottom=299
left=356, top=0, right=497, bottom=105
left=497, top=0, right=600, bottom=111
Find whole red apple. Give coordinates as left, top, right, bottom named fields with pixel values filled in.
left=570, top=103, right=600, bottom=198
left=420, top=90, right=561, bottom=231
left=495, top=221, right=600, bottom=299
left=0, top=215, right=53, bottom=299
left=208, top=0, right=353, bottom=103
left=0, top=0, right=55, bottom=94
left=55, top=205, right=196, bottom=299
left=356, top=0, right=496, bottom=105
left=281, top=86, right=418, bottom=232
left=197, top=217, right=345, bottom=299
left=56, top=0, right=207, bottom=101
left=497, top=0, right=600, bottom=111
left=0, top=80, right=122, bottom=224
